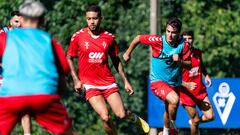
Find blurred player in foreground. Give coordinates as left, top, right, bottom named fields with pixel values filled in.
left=0, top=10, right=31, bottom=135
left=0, top=1, right=76, bottom=135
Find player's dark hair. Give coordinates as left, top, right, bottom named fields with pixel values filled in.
left=10, top=11, right=20, bottom=17
left=166, top=17, right=182, bottom=32
left=182, top=30, right=194, bottom=39
left=86, top=5, right=101, bottom=17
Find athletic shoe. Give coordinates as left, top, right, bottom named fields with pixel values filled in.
left=133, top=114, right=150, bottom=133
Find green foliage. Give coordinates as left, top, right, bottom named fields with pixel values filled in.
left=157, top=0, right=240, bottom=77
left=180, top=0, right=240, bottom=77
left=0, top=0, right=239, bottom=134
left=0, top=0, right=23, bottom=27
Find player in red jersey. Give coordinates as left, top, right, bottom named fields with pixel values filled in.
left=67, top=5, right=149, bottom=134
left=180, top=30, right=215, bottom=135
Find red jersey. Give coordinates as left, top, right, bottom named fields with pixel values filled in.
left=67, top=28, right=118, bottom=86
left=0, top=30, right=7, bottom=59
left=182, top=48, right=206, bottom=94
left=0, top=30, right=6, bottom=82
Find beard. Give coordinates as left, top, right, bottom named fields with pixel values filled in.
left=89, top=25, right=100, bottom=32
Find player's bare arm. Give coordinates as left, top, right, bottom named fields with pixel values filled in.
left=110, top=55, right=134, bottom=96
left=205, top=74, right=212, bottom=87
left=201, top=57, right=212, bottom=87
left=123, top=35, right=141, bottom=62
left=66, top=55, right=83, bottom=92
left=172, top=54, right=192, bottom=68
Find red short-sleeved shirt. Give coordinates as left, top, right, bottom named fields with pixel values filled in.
left=67, top=28, right=118, bottom=86
left=182, top=48, right=207, bottom=95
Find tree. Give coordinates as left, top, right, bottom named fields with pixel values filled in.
left=0, top=0, right=239, bottom=134
left=180, top=0, right=240, bottom=77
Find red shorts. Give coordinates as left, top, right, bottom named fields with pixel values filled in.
left=85, top=87, right=119, bottom=100
left=0, top=94, right=72, bottom=135
left=150, top=81, right=180, bottom=101
left=179, top=86, right=208, bottom=106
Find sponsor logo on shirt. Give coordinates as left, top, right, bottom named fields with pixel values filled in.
left=157, top=52, right=173, bottom=65
left=88, top=52, right=104, bottom=63
left=189, top=66, right=200, bottom=77
left=102, top=41, right=106, bottom=49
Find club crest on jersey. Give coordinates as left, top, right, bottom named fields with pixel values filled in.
left=88, top=52, right=104, bottom=63
left=102, top=41, right=106, bottom=49
left=85, top=42, right=89, bottom=49
left=213, top=82, right=236, bottom=125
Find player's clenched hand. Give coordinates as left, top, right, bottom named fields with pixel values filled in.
left=124, top=81, right=134, bottom=96
left=74, top=80, right=84, bottom=93
left=205, top=75, right=212, bottom=87
left=172, top=54, right=181, bottom=62
left=182, top=81, right=197, bottom=91
left=123, top=52, right=131, bottom=62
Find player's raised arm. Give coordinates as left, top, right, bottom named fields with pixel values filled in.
left=181, top=42, right=192, bottom=67
left=123, top=35, right=141, bottom=62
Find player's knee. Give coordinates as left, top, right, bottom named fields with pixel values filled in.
left=205, top=113, right=215, bottom=121
left=173, top=98, right=179, bottom=105
left=167, top=93, right=179, bottom=105
left=115, top=111, right=126, bottom=119
left=169, top=97, right=179, bottom=106
left=100, top=114, right=111, bottom=122
left=192, top=116, right=201, bottom=125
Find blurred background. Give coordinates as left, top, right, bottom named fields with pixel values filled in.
left=0, top=0, right=239, bottom=135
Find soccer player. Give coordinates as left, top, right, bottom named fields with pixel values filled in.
left=2, top=11, right=21, bottom=32
left=0, top=10, right=31, bottom=135
left=0, top=1, right=75, bottom=135
left=123, top=17, right=191, bottom=135
left=66, top=5, right=149, bottom=135
left=179, top=30, right=214, bottom=135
